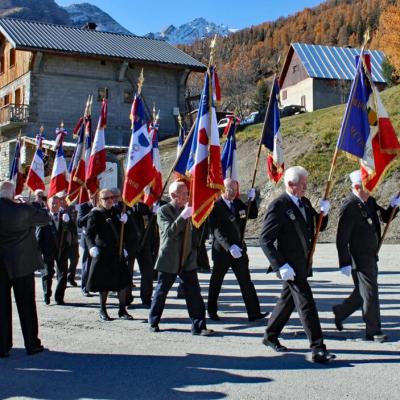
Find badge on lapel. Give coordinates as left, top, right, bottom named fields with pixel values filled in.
left=286, top=209, right=296, bottom=220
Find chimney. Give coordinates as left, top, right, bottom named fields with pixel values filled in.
left=82, top=22, right=97, bottom=30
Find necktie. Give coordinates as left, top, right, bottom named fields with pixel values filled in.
left=53, top=213, right=59, bottom=223
left=298, top=199, right=306, bottom=220
left=230, top=201, right=235, bottom=214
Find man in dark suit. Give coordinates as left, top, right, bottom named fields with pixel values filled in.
left=333, top=170, right=399, bottom=342
left=36, top=195, right=76, bottom=305
left=208, top=178, right=267, bottom=322
left=148, top=181, right=213, bottom=336
left=0, top=181, right=50, bottom=357
left=259, top=166, right=335, bottom=363
left=77, top=196, right=95, bottom=297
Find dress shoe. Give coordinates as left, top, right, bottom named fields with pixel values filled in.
left=26, top=345, right=45, bottom=356
left=208, top=312, right=221, bottom=321
left=366, top=332, right=388, bottom=343
left=118, top=310, right=133, bottom=320
left=262, top=338, right=288, bottom=352
left=68, top=279, right=78, bottom=287
left=311, top=350, right=336, bottom=363
left=191, top=328, right=215, bottom=336
left=43, top=296, right=50, bottom=305
left=99, top=310, right=112, bottom=321
left=332, top=306, right=343, bottom=331
left=149, top=325, right=160, bottom=332
left=248, top=312, right=269, bottom=322
left=82, top=290, right=93, bottom=297
left=142, top=301, right=151, bottom=309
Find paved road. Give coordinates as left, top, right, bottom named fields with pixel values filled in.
left=1, top=244, right=399, bottom=399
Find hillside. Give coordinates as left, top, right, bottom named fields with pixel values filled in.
left=159, top=84, right=400, bottom=243
left=180, top=0, right=399, bottom=115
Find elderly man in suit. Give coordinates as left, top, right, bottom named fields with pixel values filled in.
left=0, top=181, right=50, bottom=357
left=259, top=166, right=335, bottom=363
left=207, top=178, right=267, bottom=322
left=333, top=170, right=400, bottom=342
left=37, top=195, right=76, bottom=305
left=148, top=181, right=213, bottom=336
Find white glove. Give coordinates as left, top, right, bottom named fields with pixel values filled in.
left=180, top=205, right=193, bottom=220
left=390, top=194, right=400, bottom=208
left=89, top=247, right=99, bottom=258
left=229, top=244, right=242, bottom=259
left=62, top=213, right=70, bottom=223
left=152, top=203, right=160, bottom=213
left=340, top=265, right=352, bottom=277
left=247, top=188, right=256, bottom=201
left=119, top=212, right=128, bottom=224
left=123, top=249, right=128, bottom=258
left=319, top=199, right=330, bottom=216
left=279, top=263, right=296, bottom=281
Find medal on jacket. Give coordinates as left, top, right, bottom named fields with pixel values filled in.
left=239, top=210, right=246, bottom=219
left=228, top=214, right=236, bottom=222
left=286, top=209, right=296, bottom=220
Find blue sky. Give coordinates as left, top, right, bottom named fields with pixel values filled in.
left=56, top=0, right=324, bottom=35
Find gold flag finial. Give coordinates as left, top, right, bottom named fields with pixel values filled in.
left=152, top=102, right=156, bottom=121
left=209, top=34, right=217, bottom=66
left=137, top=68, right=144, bottom=95
left=60, top=120, right=64, bottom=129
left=363, top=28, right=371, bottom=48
left=39, top=125, right=44, bottom=134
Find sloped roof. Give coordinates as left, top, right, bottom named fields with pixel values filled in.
left=0, top=18, right=206, bottom=71
left=281, top=43, right=386, bottom=85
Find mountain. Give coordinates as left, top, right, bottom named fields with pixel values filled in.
left=0, top=0, right=132, bottom=35
left=146, top=17, right=235, bottom=45
left=64, top=3, right=132, bottom=35
left=0, top=0, right=71, bottom=24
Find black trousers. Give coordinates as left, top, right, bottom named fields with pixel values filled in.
left=149, top=270, right=206, bottom=331
left=41, top=251, right=69, bottom=302
left=265, top=279, right=325, bottom=351
left=80, top=244, right=92, bottom=293
left=197, top=236, right=210, bottom=271
left=136, top=244, right=155, bottom=304
left=208, top=251, right=261, bottom=318
left=0, top=269, right=41, bottom=354
left=334, top=265, right=381, bottom=336
left=67, top=243, right=79, bottom=282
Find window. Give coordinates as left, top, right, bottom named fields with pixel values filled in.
left=123, top=89, right=133, bottom=104
left=282, top=90, right=287, bottom=100
left=4, top=93, right=11, bottom=105
left=292, top=65, right=298, bottom=74
left=301, top=95, right=306, bottom=107
left=9, top=48, right=15, bottom=68
left=100, top=60, right=106, bottom=66
left=97, top=87, right=109, bottom=101
left=15, top=87, right=22, bottom=105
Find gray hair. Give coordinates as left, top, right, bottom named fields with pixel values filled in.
left=284, top=166, right=309, bottom=187
left=0, top=180, right=16, bottom=200
left=168, top=181, right=186, bottom=197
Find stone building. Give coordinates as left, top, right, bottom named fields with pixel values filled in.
left=0, top=17, right=205, bottom=181
left=279, top=43, right=387, bottom=112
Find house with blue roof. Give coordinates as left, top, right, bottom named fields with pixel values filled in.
left=279, top=43, right=387, bottom=112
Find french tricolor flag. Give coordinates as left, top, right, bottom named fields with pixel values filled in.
left=186, top=66, right=224, bottom=228
left=122, top=94, right=155, bottom=207
left=86, top=99, right=107, bottom=195
left=9, top=137, right=25, bottom=196
left=48, top=127, right=69, bottom=198
left=26, top=132, right=45, bottom=192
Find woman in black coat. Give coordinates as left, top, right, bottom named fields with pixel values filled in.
left=86, top=188, right=132, bottom=321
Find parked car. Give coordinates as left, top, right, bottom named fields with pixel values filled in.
left=238, top=110, right=266, bottom=129
left=217, top=117, right=231, bottom=135
left=279, top=105, right=306, bottom=118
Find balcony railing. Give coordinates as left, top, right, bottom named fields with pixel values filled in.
left=0, top=103, right=29, bottom=127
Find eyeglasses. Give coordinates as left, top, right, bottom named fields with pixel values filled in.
left=101, top=196, right=114, bottom=201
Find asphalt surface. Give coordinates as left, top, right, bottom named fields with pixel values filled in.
left=1, top=243, right=399, bottom=399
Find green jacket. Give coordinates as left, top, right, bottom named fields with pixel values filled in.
left=155, top=203, right=198, bottom=274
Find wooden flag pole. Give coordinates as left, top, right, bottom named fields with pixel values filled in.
left=241, top=74, right=277, bottom=246
left=377, top=191, right=400, bottom=253
left=307, top=30, right=371, bottom=270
